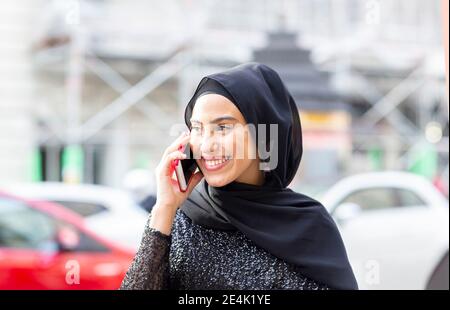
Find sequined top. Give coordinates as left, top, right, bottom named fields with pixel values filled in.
left=120, top=209, right=329, bottom=290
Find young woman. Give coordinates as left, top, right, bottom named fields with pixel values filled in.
left=120, top=63, right=358, bottom=290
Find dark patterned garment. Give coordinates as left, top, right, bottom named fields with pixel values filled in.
left=120, top=209, right=329, bottom=290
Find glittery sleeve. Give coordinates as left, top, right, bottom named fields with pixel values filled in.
left=119, top=215, right=171, bottom=290
left=274, top=264, right=330, bottom=290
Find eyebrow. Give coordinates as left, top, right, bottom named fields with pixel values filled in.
left=190, top=115, right=238, bottom=124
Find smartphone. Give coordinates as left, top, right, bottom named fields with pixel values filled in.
left=172, top=142, right=198, bottom=192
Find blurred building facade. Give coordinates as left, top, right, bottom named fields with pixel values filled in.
left=254, top=31, right=353, bottom=186
left=0, top=0, right=447, bottom=195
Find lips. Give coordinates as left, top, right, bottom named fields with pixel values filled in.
left=201, top=156, right=232, bottom=171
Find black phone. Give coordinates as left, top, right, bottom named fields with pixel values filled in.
left=173, top=142, right=198, bottom=192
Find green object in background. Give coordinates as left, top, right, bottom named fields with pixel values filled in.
left=408, top=142, right=438, bottom=179
left=30, top=148, right=42, bottom=182
left=62, top=145, right=84, bottom=184
left=368, top=146, right=383, bottom=171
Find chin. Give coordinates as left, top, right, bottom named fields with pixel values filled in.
left=204, top=175, right=233, bottom=187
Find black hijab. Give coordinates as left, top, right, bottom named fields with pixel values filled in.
left=180, top=62, right=358, bottom=290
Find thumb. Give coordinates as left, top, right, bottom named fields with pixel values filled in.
left=186, top=171, right=203, bottom=195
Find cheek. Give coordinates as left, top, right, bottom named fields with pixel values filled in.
left=228, top=132, right=254, bottom=172
left=189, top=138, right=202, bottom=159
left=231, top=129, right=247, bottom=160
left=221, top=134, right=236, bottom=157
left=232, top=128, right=256, bottom=160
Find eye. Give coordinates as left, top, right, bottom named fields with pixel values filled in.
left=191, top=125, right=202, bottom=133
left=216, top=124, right=233, bottom=133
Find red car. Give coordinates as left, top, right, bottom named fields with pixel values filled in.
left=0, top=191, right=135, bottom=290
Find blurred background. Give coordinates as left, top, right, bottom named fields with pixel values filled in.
left=0, top=0, right=448, bottom=290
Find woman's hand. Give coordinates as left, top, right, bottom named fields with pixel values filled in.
left=150, top=131, right=203, bottom=235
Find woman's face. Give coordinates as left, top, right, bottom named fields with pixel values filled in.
left=189, top=94, right=264, bottom=187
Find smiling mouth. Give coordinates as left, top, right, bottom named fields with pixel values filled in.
left=202, top=156, right=232, bottom=171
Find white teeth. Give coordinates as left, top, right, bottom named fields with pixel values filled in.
left=204, top=157, right=230, bottom=167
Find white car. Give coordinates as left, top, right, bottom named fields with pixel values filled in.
left=321, top=171, right=449, bottom=290
left=5, top=182, right=148, bottom=250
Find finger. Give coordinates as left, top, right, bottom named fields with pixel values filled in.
left=161, top=150, right=186, bottom=176
left=163, top=132, right=191, bottom=157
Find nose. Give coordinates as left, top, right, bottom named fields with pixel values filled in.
left=199, top=135, right=219, bottom=154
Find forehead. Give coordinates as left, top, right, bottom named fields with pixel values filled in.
left=191, top=94, right=245, bottom=123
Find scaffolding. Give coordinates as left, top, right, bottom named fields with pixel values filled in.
left=1, top=0, right=447, bottom=191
